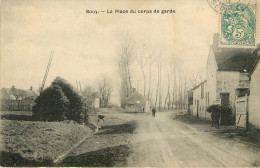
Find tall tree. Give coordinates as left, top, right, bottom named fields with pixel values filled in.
left=98, top=77, right=113, bottom=108
left=118, top=37, right=136, bottom=108
left=139, top=44, right=147, bottom=98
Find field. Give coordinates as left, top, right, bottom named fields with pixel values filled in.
left=0, top=110, right=94, bottom=166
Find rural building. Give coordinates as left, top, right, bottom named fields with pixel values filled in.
left=248, top=46, right=260, bottom=128
left=0, top=86, right=39, bottom=111
left=192, top=80, right=210, bottom=119
left=186, top=91, right=193, bottom=115
left=125, top=88, right=150, bottom=113
left=206, top=34, right=257, bottom=118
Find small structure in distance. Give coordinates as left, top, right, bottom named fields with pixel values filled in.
left=125, top=88, right=150, bottom=113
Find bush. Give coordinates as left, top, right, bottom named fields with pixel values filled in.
left=206, top=104, right=233, bottom=125
left=51, top=77, right=85, bottom=122
left=220, top=105, right=232, bottom=125
left=33, top=85, right=70, bottom=121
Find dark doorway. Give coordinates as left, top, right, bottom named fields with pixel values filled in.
left=220, top=93, right=230, bottom=106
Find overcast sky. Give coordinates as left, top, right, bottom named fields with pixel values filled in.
left=1, top=0, right=258, bottom=103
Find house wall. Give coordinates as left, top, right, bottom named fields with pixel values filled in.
left=126, top=102, right=145, bottom=112
left=216, top=71, right=250, bottom=115
left=192, top=82, right=208, bottom=119
left=249, top=62, right=260, bottom=128
left=206, top=47, right=218, bottom=107
left=204, top=82, right=211, bottom=119
left=216, top=71, right=239, bottom=115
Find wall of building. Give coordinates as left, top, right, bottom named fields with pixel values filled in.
left=206, top=47, right=218, bottom=107
left=216, top=71, right=240, bottom=115
left=249, top=62, right=260, bottom=128
left=192, top=82, right=208, bottom=119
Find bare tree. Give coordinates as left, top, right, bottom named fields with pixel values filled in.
left=98, top=78, right=113, bottom=108
left=147, top=49, right=155, bottom=101
left=82, top=85, right=98, bottom=107
left=138, top=44, right=148, bottom=98
left=164, top=73, right=171, bottom=110
left=118, top=37, right=136, bottom=108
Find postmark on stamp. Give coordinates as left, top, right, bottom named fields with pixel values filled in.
left=208, top=0, right=251, bottom=14
left=219, top=2, right=256, bottom=47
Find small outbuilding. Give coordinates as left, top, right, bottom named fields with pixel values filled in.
left=125, top=88, right=150, bottom=113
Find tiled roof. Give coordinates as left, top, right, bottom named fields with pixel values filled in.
left=249, top=45, right=260, bottom=76
left=191, top=80, right=206, bottom=91
left=212, top=33, right=258, bottom=72
left=214, top=48, right=257, bottom=72
left=126, top=92, right=146, bottom=103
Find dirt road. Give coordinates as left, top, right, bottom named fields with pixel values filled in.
left=57, top=110, right=260, bottom=167
left=127, top=111, right=260, bottom=167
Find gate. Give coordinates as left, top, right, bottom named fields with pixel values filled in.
left=236, top=95, right=248, bottom=129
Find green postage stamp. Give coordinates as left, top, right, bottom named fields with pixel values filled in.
left=220, top=2, right=257, bottom=47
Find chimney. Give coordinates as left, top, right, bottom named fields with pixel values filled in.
left=30, top=86, right=33, bottom=90
left=132, top=88, right=136, bottom=93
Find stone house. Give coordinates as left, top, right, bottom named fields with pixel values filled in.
left=125, top=88, right=150, bottom=113
left=192, top=80, right=210, bottom=119
left=206, top=34, right=257, bottom=116
left=248, top=46, right=260, bottom=128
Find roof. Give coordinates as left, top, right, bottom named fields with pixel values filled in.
left=126, top=91, right=146, bottom=104
left=213, top=48, right=257, bottom=72
left=212, top=33, right=258, bottom=72
left=191, top=80, right=206, bottom=91
left=249, top=45, right=260, bottom=76
left=0, top=88, right=38, bottom=100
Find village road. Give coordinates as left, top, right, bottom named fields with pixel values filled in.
left=127, top=111, right=260, bottom=167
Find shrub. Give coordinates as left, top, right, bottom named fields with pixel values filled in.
left=220, top=105, right=232, bottom=125
left=51, top=77, right=85, bottom=122
left=32, top=85, right=70, bottom=121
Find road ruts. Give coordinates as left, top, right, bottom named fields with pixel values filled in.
left=127, top=111, right=259, bottom=167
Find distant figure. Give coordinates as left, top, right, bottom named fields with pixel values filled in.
left=152, top=107, right=156, bottom=117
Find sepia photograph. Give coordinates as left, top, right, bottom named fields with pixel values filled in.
left=0, top=0, right=260, bottom=167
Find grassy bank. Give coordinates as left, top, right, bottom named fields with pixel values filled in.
left=0, top=119, right=93, bottom=166
left=175, top=113, right=211, bottom=125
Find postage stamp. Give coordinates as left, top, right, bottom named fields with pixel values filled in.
left=219, top=2, right=257, bottom=47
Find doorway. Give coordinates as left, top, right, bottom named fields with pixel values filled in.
left=220, top=93, right=230, bottom=106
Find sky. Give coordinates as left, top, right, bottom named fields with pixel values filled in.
left=1, top=0, right=258, bottom=103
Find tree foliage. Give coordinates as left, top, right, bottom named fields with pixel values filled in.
left=51, top=77, right=85, bottom=121
left=33, top=85, right=69, bottom=121
left=33, top=77, right=86, bottom=122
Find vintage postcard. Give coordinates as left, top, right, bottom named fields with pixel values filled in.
left=1, top=0, right=260, bottom=167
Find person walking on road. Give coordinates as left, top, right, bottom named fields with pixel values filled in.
left=152, top=107, right=156, bottom=117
